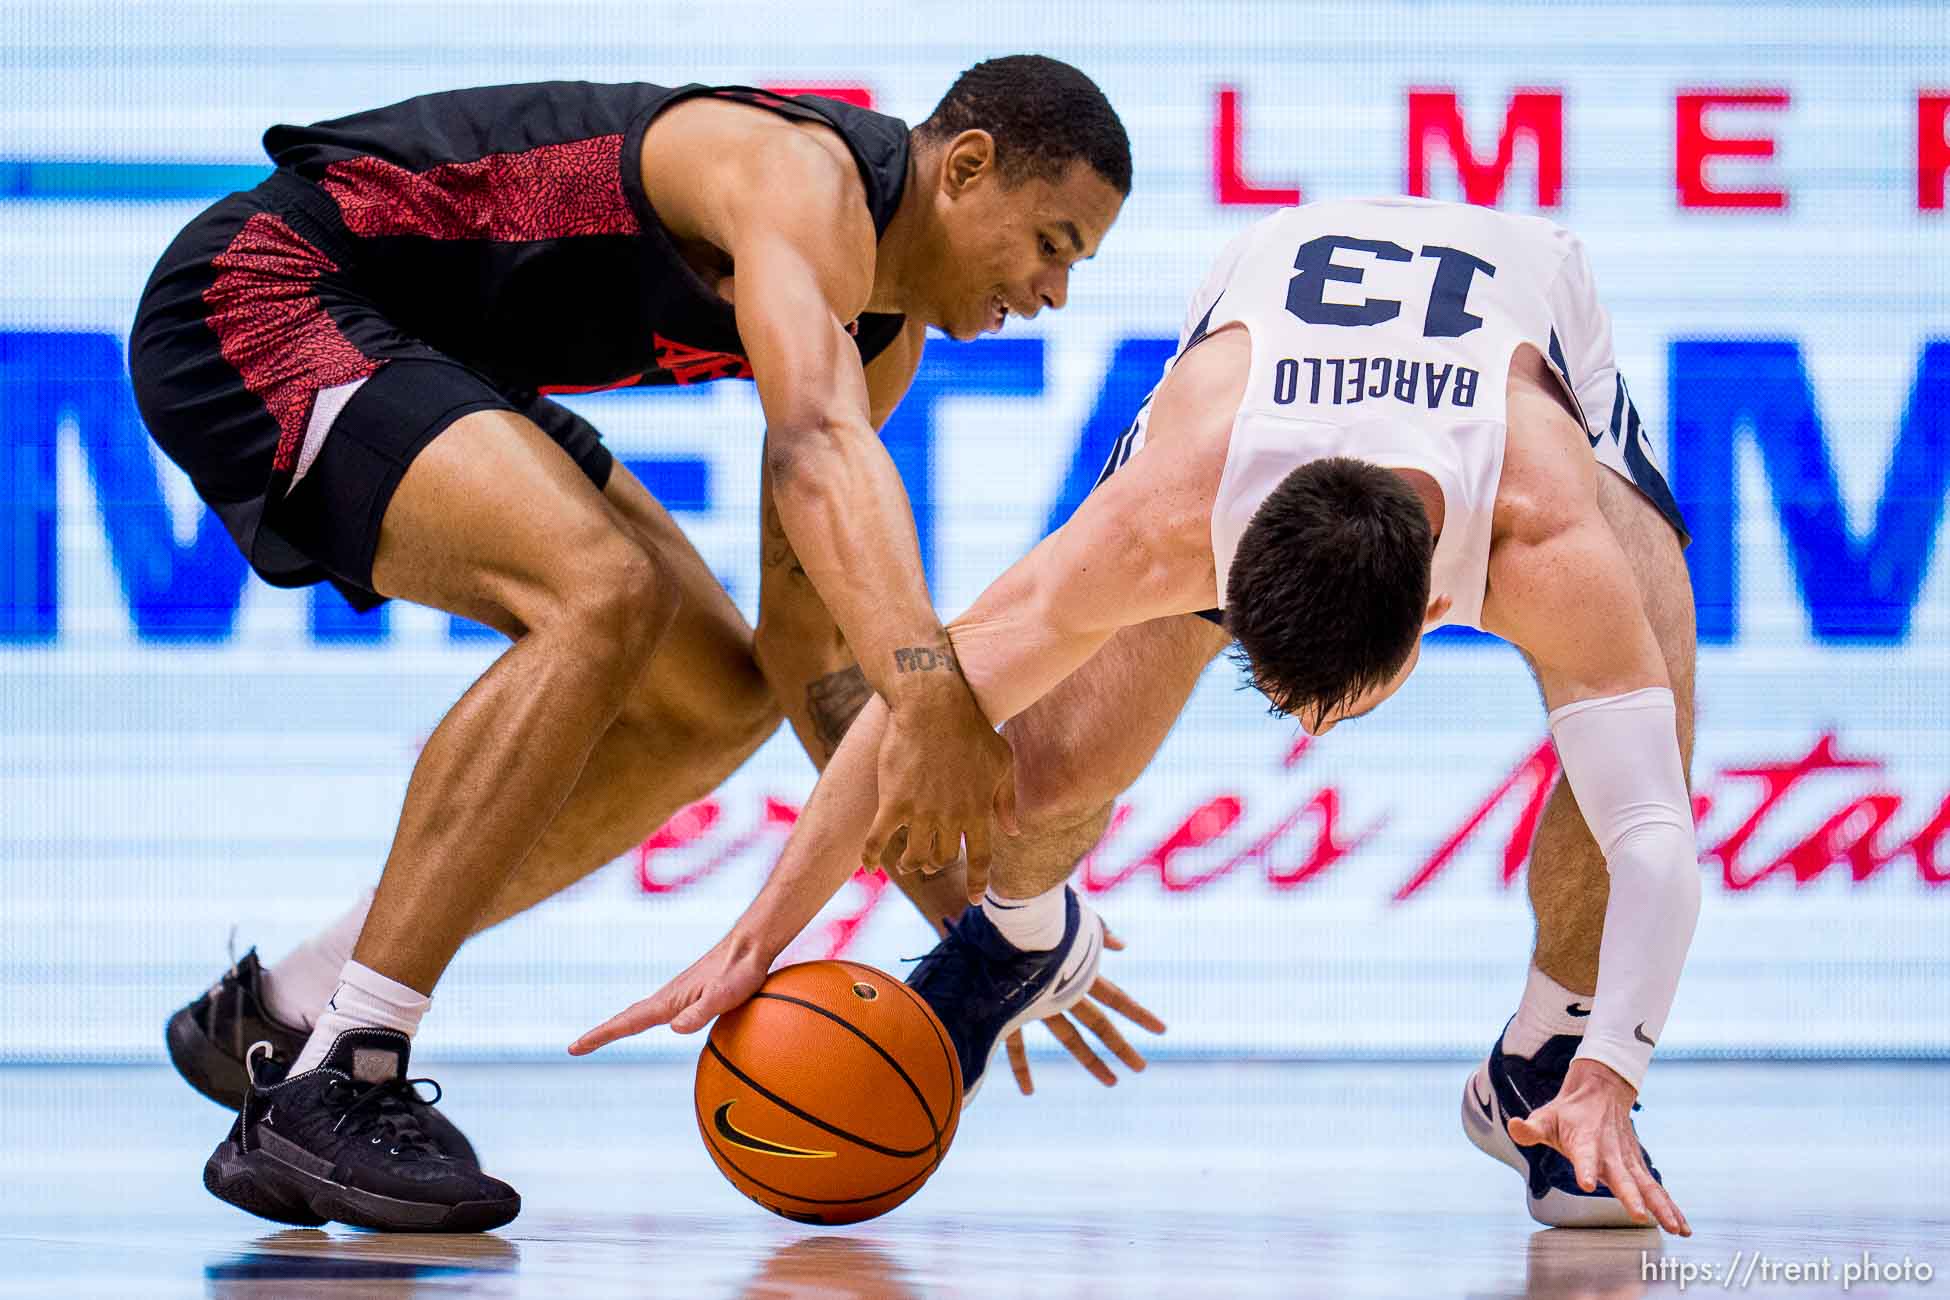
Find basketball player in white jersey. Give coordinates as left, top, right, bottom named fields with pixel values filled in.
left=576, top=197, right=1700, bottom=1236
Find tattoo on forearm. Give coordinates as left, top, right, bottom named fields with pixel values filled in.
left=806, top=665, right=871, bottom=757
left=892, top=645, right=960, bottom=675
left=762, top=501, right=806, bottom=578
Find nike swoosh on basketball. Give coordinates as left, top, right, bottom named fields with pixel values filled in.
left=1634, top=1023, right=1657, bottom=1047
left=1565, top=1002, right=1591, bottom=1018
left=711, top=1101, right=836, bottom=1160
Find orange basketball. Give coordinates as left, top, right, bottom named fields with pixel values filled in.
left=693, top=959, right=962, bottom=1225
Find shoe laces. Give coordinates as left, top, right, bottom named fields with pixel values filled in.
left=909, top=913, right=1015, bottom=1005
left=323, top=1074, right=447, bottom=1158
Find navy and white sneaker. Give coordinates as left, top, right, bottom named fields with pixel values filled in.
left=1462, top=1026, right=1665, bottom=1227
left=907, top=887, right=1104, bottom=1101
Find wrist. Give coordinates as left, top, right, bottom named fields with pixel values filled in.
left=1564, top=1056, right=1638, bottom=1102
left=882, top=642, right=965, bottom=707
left=723, top=923, right=776, bottom=969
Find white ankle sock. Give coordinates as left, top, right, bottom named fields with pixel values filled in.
left=261, top=888, right=375, bottom=1029
left=980, top=885, right=1067, bottom=952
left=1501, top=966, right=1592, bottom=1058
left=289, top=959, right=430, bottom=1076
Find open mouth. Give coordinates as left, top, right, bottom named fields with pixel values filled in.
left=985, top=293, right=1007, bottom=334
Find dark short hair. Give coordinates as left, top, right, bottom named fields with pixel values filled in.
left=917, top=55, right=1131, bottom=195
left=1224, top=457, right=1433, bottom=727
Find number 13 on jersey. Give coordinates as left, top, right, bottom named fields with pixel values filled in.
left=1285, top=235, right=1498, bottom=339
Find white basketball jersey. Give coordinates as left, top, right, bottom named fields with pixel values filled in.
left=1116, top=196, right=1638, bottom=632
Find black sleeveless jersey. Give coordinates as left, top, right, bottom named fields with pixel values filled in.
left=257, top=81, right=912, bottom=394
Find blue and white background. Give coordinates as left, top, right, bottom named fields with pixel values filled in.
left=1, top=2, right=1945, bottom=1064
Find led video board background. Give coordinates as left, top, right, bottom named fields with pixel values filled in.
left=1, top=2, right=1945, bottom=1060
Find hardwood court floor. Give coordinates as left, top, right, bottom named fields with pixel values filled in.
left=1, top=1059, right=1944, bottom=1298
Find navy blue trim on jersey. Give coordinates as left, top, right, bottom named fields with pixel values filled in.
left=1609, top=373, right=1690, bottom=545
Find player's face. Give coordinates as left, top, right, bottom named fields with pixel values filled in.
left=928, top=148, right=1123, bottom=341
left=1296, top=594, right=1450, bottom=736
left=1301, top=642, right=1422, bottom=737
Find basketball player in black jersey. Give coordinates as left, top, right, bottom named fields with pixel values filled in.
left=131, top=57, right=1134, bottom=1231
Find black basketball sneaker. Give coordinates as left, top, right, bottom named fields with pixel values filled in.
left=1462, top=1023, right=1665, bottom=1227
left=167, top=946, right=477, bottom=1164
left=906, top=886, right=1104, bottom=1101
left=203, top=1027, right=519, bottom=1233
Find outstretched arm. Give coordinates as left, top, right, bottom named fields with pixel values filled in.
left=1490, top=517, right=1698, bottom=1082
left=569, top=401, right=1222, bottom=1053
left=1483, top=435, right=1699, bottom=1237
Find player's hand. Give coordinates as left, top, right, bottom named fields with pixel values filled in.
left=866, top=671, right=1019, bottom=903
left=1506, top=1058, right=1691, bottom=1236
left=1002, top=929, right=1166, bottom=1094
left=568, top=933, right=770, bottom=1055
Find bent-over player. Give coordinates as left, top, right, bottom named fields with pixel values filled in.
left=133, top=58, right=1138, bottom=1232
left=577, top=196, right=1702, bottom=1237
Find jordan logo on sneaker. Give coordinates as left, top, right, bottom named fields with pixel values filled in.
left=1565, top=1002, right=1591, bottom=1017
left=1634, top=1022, right=1657, bottom=1047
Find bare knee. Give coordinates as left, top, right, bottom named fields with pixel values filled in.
left=1005, top=716, right=1121, bottom=833
left=539, top=534, right=679, bottom=683
left=635, top=639, right=782, bottom=759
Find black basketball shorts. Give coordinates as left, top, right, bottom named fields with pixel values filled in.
left=128, top=175, right=613, bottom=611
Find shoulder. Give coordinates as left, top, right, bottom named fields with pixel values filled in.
left=1150, top=326, right=1250, bottom=450
left=731, top=124, right=877, bottom=306
left=1482, top=381, right=1615, bottom=646
left=741, top=118, right=866, bottom=208
left=1491, top=350, right=1602, bottom=548
left=1095, top=325, right=1244, bottom=545
left=644, top=100, right=871, bottom=241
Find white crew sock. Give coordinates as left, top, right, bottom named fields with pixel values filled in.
left=1501, top=966, right=1593, bottom=1058
left=980, top=885, right=1067, bottom=953
left=261, top=888, right=375, bottom=1029
left=288, top=959, right=430, bottom=1076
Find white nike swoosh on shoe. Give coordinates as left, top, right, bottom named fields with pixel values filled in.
left=965, top=908, right=1104, bottom=1104
left=1047, top=914, right=1105, bottom=1004
left=1049, top=955, right=1092, bottom=1002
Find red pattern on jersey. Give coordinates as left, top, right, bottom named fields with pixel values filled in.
left=319, top=136, right=637, bottom=241
left=652, top=333, right=753, bottom=384
left=538, top=374, right=644, bottom=395
left=202, top=214, right=379, bottom=473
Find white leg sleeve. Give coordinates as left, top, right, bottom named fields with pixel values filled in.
left=1545, top=687, right=1702, bottom=1090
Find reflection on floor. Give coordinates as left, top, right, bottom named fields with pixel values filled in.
left=1, top=1060, right=1944, bottom=1297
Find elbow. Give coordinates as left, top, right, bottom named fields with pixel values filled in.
left=764, top=421, right=852, bottom=493
left=1018, top=554, right=1098, bottom=647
